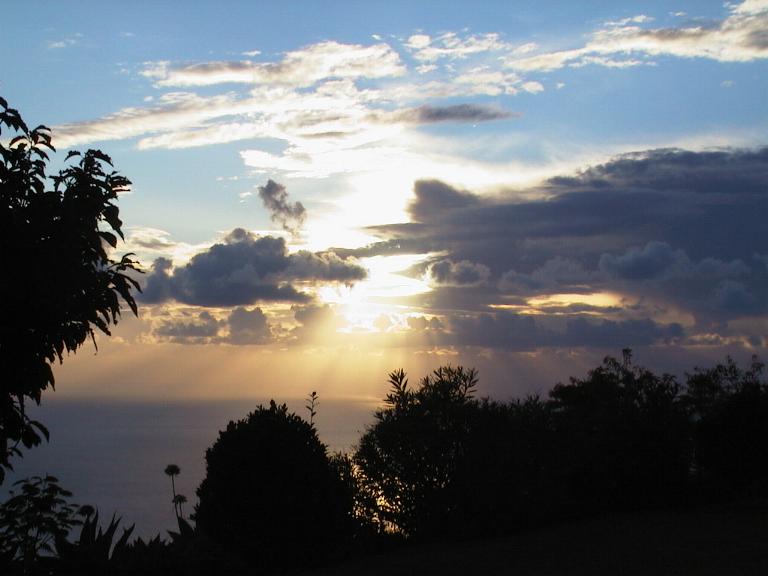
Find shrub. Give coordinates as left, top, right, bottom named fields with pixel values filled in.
left=194, top=401, right=353, bottom=572
left=354, top=366, right=479, bottom=538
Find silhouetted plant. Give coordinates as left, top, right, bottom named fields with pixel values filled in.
left=54, top=511, right=134, bottom=575
left=194, top=400, right=354, bottom=572
left=354, top=366, right=479, bottom=538
left=0, top=97, right=141, bottom=481
left=164, top=464, right=183, bottom=519
left=172, top=495, right=187, bottom=519
left=684, top=356, right=768, bottom=497
left=306, top=390, right=319, bottom=426
left=0, top=475, right=88, bottom=573
left=547, top=353, right=690, bottom=512
left=450, top=395, right=555, bottom=534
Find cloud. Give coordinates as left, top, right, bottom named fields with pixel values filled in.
left=521, top=81, right=544, bottom=94
left=291, top=303, right=345, bottom=342
left=141, top=228, right=366, bottom=307
left=52, top=91, right=253, bottom=149
left=405, top=32, right=516, bottom=62
left=598, top=241, right=759, bottom=321
left=48, top=3, right=765, bottom=159
left=142, top=41, right=405, bottom=87
left=258, top=180, right=306, bottom=236
left=408, top=179, right=481, bottom=222
left=365, top=146, right=768, bottom=332
left=499, top=257, right=596, bottom=294
left=47, top=33, right=83, bottom=50
left=429, top=259, right=490, bottom=286
left=155, top=310, right=221, bottom=343
left=152, top=306, right=274, bottom=345
left=447, top=311, right=683, bottom=350
left=227, top=306, right=273, bottom=344
left=407, top=315, right=444, bottom=331
left=599, top=241, right=683, bottom=280
left=125, top=227, right=178, bottom=251
left=379, top=104, right=515, bottom=124
left=504, top=0, right=768, bottom=72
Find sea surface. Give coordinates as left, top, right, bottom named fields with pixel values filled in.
left=2, top=398, right=377, bottom=539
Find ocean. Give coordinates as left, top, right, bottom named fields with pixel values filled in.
left=2, top=398, right=377, bottom=539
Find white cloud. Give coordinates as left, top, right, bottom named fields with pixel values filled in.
left=405, top=31, right=515, bottom=62
left=521, top=81, right=544, bottom=94
left=505, top=0, right=768, bottom=71
left=52, top=92, right=254, bottom=149
left=47, top=33, right=82, bottom=50
left=406, top=34, right=432, bottom=50
left=605, top=15, right=654, bottom=27
left=416, top=64, right=438, bottom=74
left=143, top=41, right=405, bottom=88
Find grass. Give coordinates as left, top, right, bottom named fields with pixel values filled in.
left=307, top=501, right=768, bottom=575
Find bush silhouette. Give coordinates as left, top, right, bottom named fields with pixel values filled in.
left=0, top=475, right=89, bottom=574
left=548, top=352, right=690, bottom=512
left=451, top=396, right=554, bottom=534
left=194, top=401, right=353, bottom=572
left=0, top=97, right=140, bottom=481
left=354, top=366, right=479, bottom=538
left=685, top=357, right=768, bottom=497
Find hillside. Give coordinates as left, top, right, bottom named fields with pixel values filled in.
left=308, top=502, right=768, bottom=576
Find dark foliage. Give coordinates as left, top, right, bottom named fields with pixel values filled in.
left=354, top=366, right=479, bottom=538
left=354, top=353, right=766, bottom=542
left=194, top=400, right=355, bottom=572
left=547, top=351, right=691, bottom=512
left=0, top=97, right=141, bottom=481
left=4, top=354, right=767, bottom=574
left=684, top=357, right=768, bottom=497
left=0, top=475, right=89, bottom=574
left=450, top=396, right=554, bottom=534
left=55, top=511, right=134, bottom=575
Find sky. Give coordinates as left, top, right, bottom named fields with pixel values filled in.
left=2, top=0, right=767, bottom=403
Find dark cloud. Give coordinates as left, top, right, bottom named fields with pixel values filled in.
left=499, top=256, right=596, bottom=294
left=364, top=146, right=767, bottom=335
left=258, top=180, right=306, bottom=236
left=155, top=311, right=221, bottom=344
left=429, top=259, right=490, bottom=286
left=448, top=311, right=683, bottom=350
left=227, top=306, right=272, bottom=345
left=407, top=315, right=444, bottom=331
left=408, top=179, right=481, bottom=223
left=141, top=228, right=366, bottom=307
left=152, top=306, right=274, bottom=345
left=597, top=241, right=760, bottom=323
left=599, top=241, right=682, bottom=280
left=377, top=147, right=768, bottom=266
left=382, top=104, right=514, bottom=125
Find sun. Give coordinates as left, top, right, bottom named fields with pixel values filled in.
left=317, top=254, right=433, bottom=331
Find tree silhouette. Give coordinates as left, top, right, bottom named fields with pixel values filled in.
left=684, top=356, right=768, bottom=497
left=0, top=97, right=140, bottom=482
left=354, top=366, right=478, bottom=538
left=0, top=475, right=88, bottom=573
left=194, top=401, right=353, bottom=572
left=548, top=353, right=690, bottom=511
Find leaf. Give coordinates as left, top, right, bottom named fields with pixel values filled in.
left=99, top=230, right=118, bottom=248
